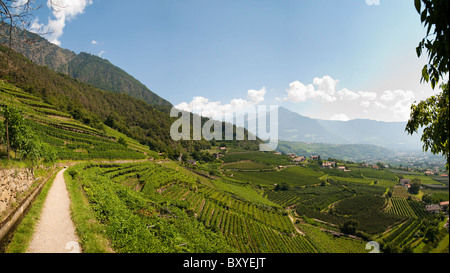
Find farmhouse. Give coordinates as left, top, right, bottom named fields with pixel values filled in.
left=187, top=159, right=197, bottom=165
left=292, top=157, right=306, bottom=163
left=440, top=201, right=449, bottom=210
left=310, top=155, right=319, bottom=160
left=322, top=162, right=333, bottom=169
left=337, top=166, right=346, bottom=171
left=400, top=179, right=411, bottom=186
left=425, top=204, right=441, bottom=214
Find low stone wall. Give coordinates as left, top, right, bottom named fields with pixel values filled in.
left=0, top=165, right=57, bottom=250
left=0, top=168, right=36, bottom=215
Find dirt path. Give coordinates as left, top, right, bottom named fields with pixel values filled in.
left=27, top=168, right=81, bottom=253
left=287, top=211, right=305, bottom=236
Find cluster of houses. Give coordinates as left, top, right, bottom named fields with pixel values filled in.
left=425, top=201, right=449, bottom=214
left=399, top=178, right=449, bottom=215
left=361, top=163, right=387, bottom=170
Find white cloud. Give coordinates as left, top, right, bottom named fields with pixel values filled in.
left=282, top=76, right=378, bottom=104
left=337, top=88, right=360, bottom=101
left=330, top=113, right=350, bottom=121
left=360, top=100, right=370, bottom=108
left=373, top=101, right=387, bottom=109
left=283, top=81, right=315, bottom=103
left=283, top=76, right=338, bottom=103
left=358, top=91, right=377, bottom=101
left=279, top=76, right=426, bottom=122
left=91, top=40, right=98, bottom=44
left=31, top=0, right=93, bottom=45
left=380, top=90, right=414, bottom=102
left=98, top=50, right=106, bottom=58
left=175, top=87, right=267, bottom=120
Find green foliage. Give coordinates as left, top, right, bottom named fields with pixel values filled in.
left=408, top=0, right=450, bottom=170
left=277, top=141, right=392, bottom=162
left=409, top=178, right=422, bottom=195
left=222, top=151, right=292, bottom=166
left=0, top=105, right=56, bottom=162
left=334, top=195, right=386, bottom=216
left=340, top=219, right=359, bottom=235
left=68, top=163, right=234, bottom=253
left=230, top=166, right=323, bottom=187
left=275, top=182, right=290, bottom=191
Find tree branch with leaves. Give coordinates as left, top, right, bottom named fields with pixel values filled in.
left=406, top=0, right=449, bottom=170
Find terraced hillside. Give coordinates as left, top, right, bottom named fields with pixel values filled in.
left=65, top=161, right=369, bottom=253
left=1, top=80, right=150, bottom=160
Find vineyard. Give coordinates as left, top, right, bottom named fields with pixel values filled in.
left=1, top=80, right=148, bottom=160
left=64, top=161, right=375, bottom=253
left=45, top=144, right=450, bottom=253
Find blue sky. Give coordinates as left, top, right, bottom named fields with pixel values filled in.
left=31, top=0, right=435, bottom=122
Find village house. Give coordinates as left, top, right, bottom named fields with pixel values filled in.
left=310, top=155, right=319, bottom=160
left=425, top=204, right=442, bottom=214
left=400, top=179, right=411, bottom=186
left=321, top=162, right=334, bottom=169
left=440, top=201, right=449, bottom=211
left=187, top=159, right=197, bottom=165
left=337, top=166, right=346, bottom=171
left=292, top=157, right=306, bottom=163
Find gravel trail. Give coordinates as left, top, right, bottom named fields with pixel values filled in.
left=27, top=168, right=80, bottom=253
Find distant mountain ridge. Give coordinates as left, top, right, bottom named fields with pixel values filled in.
left=247, top=106, right=424, bottom=152
left=0, top=27, right=172, bottom=111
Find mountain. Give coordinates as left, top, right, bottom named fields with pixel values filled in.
left=0, top=27, right=172, bottom=111
left=276, top=106, right=346, bottom=144
left=316, top=118, right=423, bottom=151
left=283, top=106, right=423, bottom=151
left=249, top=107, right=423, bottom=152
left=0, top=43, right=261, bottom=157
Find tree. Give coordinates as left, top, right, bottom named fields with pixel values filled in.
left=1, top=106, right=55, bottom=162
left=1, top=0, right=38, bottom=44
left=406, top=0, right=450, bottom=170
left=275, top=182, right=289, bottom=191
left=422, top=193, right=432, bottom=204
left=340, top=219, right=359, bottom=235
left=118, top=137, right=127, bottom=147
left=409, top=178, right=422, bottom=195
left=1, top=105, right=27, bottom=159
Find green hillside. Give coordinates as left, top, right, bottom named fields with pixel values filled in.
left=0, top=44, right=260, bottom=159
left=0, top=80, right=150, bottom=160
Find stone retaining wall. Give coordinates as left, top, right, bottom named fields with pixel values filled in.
left=0, top=168, right=35, bottom=215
